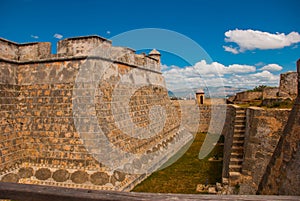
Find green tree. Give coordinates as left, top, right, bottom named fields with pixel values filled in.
left=249, top=85, right=268, bottom=92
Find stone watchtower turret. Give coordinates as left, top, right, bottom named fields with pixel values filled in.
left=149, top=49, right=161, bottom=64
left=195, top=89, right=205, bottom=105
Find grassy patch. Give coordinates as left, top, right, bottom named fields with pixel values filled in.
left=131, top=133, right=223, bottom=194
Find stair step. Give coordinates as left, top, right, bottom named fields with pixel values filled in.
left=229, top=165, right=242, bottom=172
left=233, top=135, right=244, bottom=140
left=232, top=145, right=243, bottom=150
left=236, top=111, right=246, bottom=114
left=230, top=152, right=243, bottom=158
left=232, top=142, right=244, bottom=147
left=235, top=119, right=246, bottom=123
left=231, top=147, right=244, bottom=154
left=235, top=117, right=246, bottom=122
left=233, top=140, right=244, bottom=144
left=229, top=171, right=241, bottom=177
left=234, top=124, right=245, bottom=128
left=234, top=129, right=246, bottom=133
left=230, top=158, right=243, bottom=165
left=229, top=164, right=242, bottom=168
left=230, top=158, right=243, bottom=162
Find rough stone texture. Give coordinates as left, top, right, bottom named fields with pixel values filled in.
left=257, top=60, right=300, bottom=195
left=70, top=170, right=89, bottom=184
left=262, top=87, right=279, bottom=99
left=90, top=172, right=109, bottom=185
left=235, top=91, right=262, bottom=102
left=261, top=98, right=293, bottom=108
left=221, top=105, right=237, bottom=179
left=175, top=100, right=227, bottom=134
left=0, top=38, right=19, bottom=60
left=278, top=72, right=298, bottom=99
left=52, top=169, right=69, bottom=182
left=0, top=64, right=23, bottom=172
left=111, top=170, right=126, bottom=183
left=239, top=107, right=290, bottom=194
left=18, top=167, right=34, bottom=178
left=35, top=168, right=52, bottom=180
left=1, top=173, right=19, bottom=182
left=57, top=36, right=111, bottom=56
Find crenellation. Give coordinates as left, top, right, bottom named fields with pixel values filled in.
left=0, top=36, right=161, bottom=75
left=57, top=35, right=112, bottom=57
left=0, top=38, right=19, bottom=60
left=18, top=42, right=51, bottom=61
left=278, top=71, right=297, bottom=99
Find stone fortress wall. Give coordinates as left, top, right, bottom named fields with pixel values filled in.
left=220, top=61, right=299, bottom=195
left=229, top=71, right=297, bottom=104
left=0, top=36, right=191, bottom=191
left=0, top=35, right=298, bottom=195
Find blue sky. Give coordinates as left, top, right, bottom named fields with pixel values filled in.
left=1, top=0, right=300, bottom=90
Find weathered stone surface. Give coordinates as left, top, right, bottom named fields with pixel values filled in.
left=35, top=168, right=52, bottom=180
left=258, top=60, right=300, bottom=195
left=255, top=60, right=300, bottom=195
left=52, top=169, right=69, bottom=182
left=279, top=72, right=298, bottom=99
left=112, top=170, right=126, bottom=183
left=90, top=172, right=109, bottom=185
left=1, top=173, right=20, bottom=182
left=70, top=170, right=89, bottom=184
left=208, top=187, right=217, bottom=194
left=262, top=87, right=279, bottom=99
left=239, top=107, right=290, bottom=194
left=18, top=167, right=34, bottom=178
left=235, top=91, right=262, bottom=102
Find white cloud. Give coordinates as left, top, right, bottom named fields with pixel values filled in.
left=251, top=70, right=279, bottom=82
left=224, top=29, right=300, bottom=53
left=162, top=60, right=280, bottom=91
left=53, top=33, right=63, bottom=39
left=192, top=60, right=256, bottom=75
left=260, top=64, right=283, bottom=72
left=30, top=35, right=39, bottom=39
left=227, top=64, right=256, bottom=74
left=255, top=62, right=265, bottom=67
left=161, top=64, right=179, bottom=71
left=223, top=45, right=238, bottom=54
left=106, top=30, right=111, bottom=35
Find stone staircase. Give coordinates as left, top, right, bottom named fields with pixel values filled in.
left=229, top=107, right=246, bottom=186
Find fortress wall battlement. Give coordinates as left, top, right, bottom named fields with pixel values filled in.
left=0, top=36, right=160, bottom=74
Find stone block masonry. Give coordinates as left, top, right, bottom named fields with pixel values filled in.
left=257, top=59, right=300, bottom=195
left=239, top=107, right=290, bottom=194
left=0, top=36, right=189, bottom=191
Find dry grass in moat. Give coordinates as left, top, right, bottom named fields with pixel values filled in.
left=132, top=133, right=223, bottom=194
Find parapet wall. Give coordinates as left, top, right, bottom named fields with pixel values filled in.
left=278, top=71, right=298, bottom=99
left=0, top=38, right=51, bottom=61
left=57, top=36, right=111, bottom=56
left=0, top=36, right=107, bottom=61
